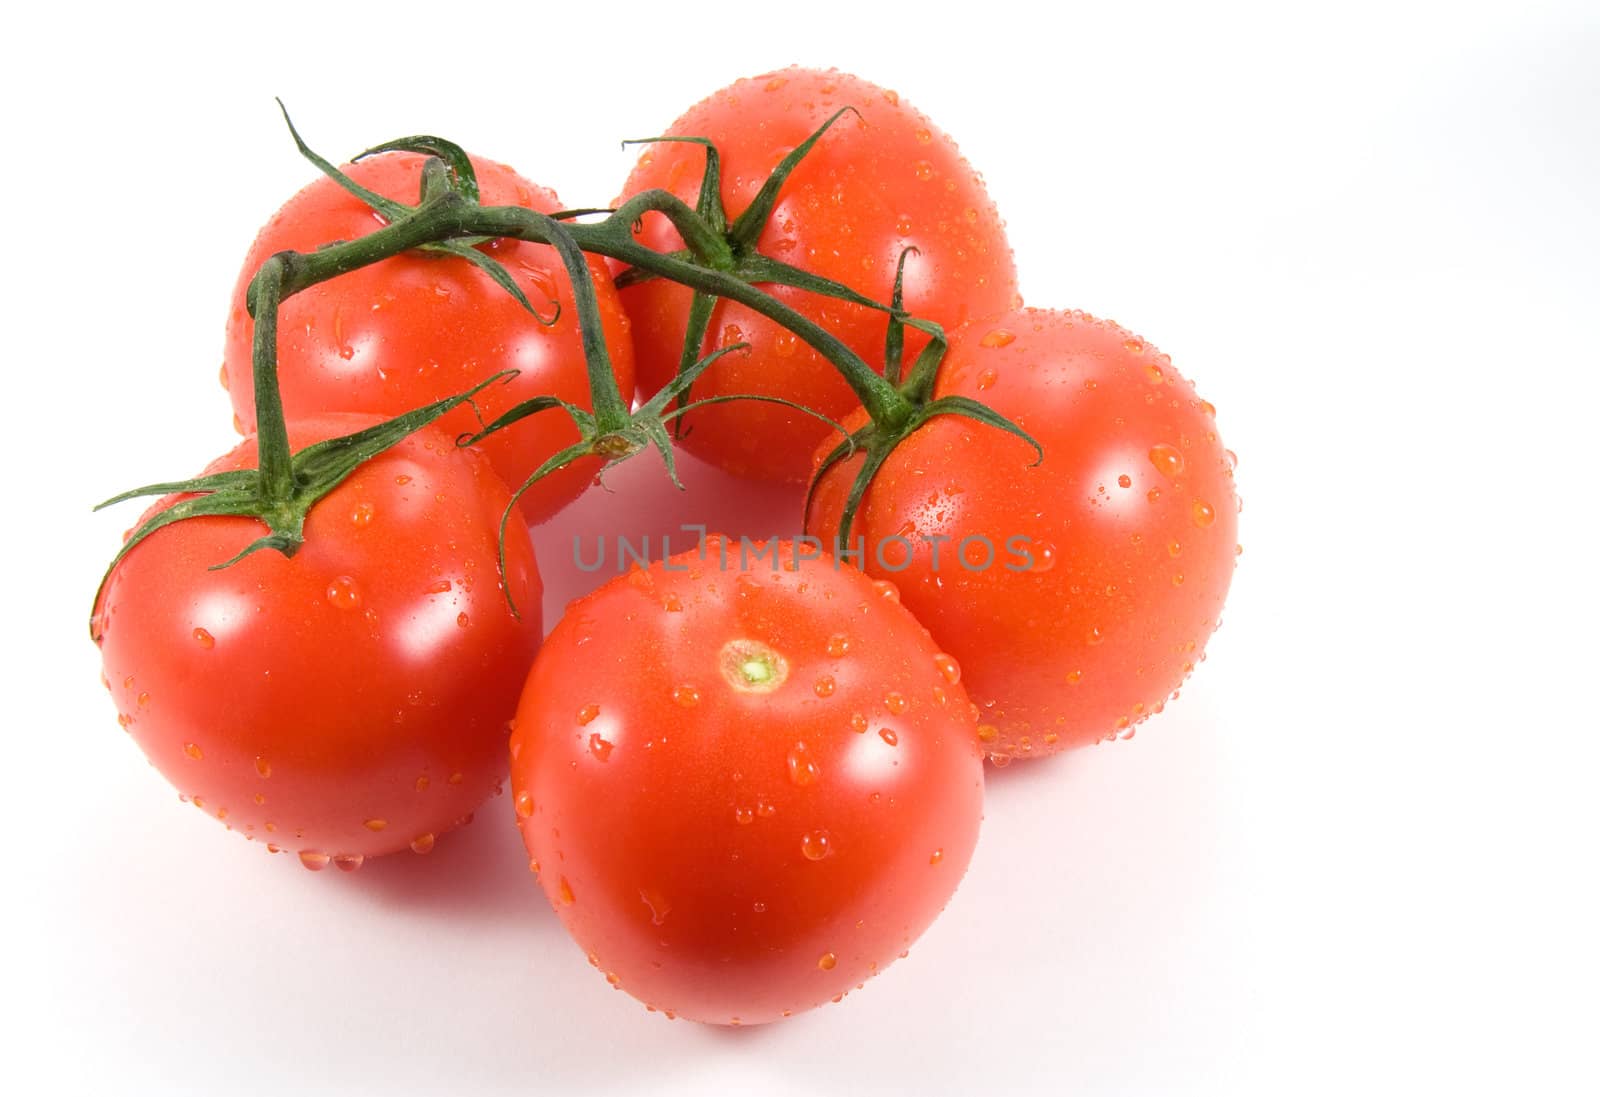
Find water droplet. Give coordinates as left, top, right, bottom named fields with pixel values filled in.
left=800, top=830, right=832, bottom=860
left=1145, top=364, right=1165, bottom=384
left=913, top=160, right=933, bottom=181
left=589, top=732, right=615, bottom=762
left=350, top=502, right=375, bottom=526
left=979, top=328, right=1015, bottom=348
left=426, top=579, right=452, bottom=595
left=457, top=612, right=470, bottom=628
left=1148, top=444, right=1185, bottom=479
left=326, top=576, right=361, bottom=610
left=672, top=684, right=701, bottom=708
left=787, top=742, right=821, bottom=786
left=1172, top=573, right=1186, bottom=586
left=557, top=877, right=575, bottom=904
left=753, top=901, right=767, bottom=913
left=1192, top=500, right=1216, bottom=528
left=1168, top=541, right=1182, bottom=558
left=914, top=126, right=932, bottom=144
left=1117, top=474, right=1132, bottom=488
left=933, top=653, right=961, bottom=684
left=577, top=704, right=600, bottom=725
left=1030, top=542, right=1057, bottom=573
left=394, top=474, right=412, bottom=486
left=1236, top=543, right=1245, bottom=557
left=826, top=633, right=851, bottom=657
left=879, top=728, right=899, bottom=746
left=818, top=952, right=837, bottom=971
left=183, top=743, right=203, bottom=761
left=415, top=775, right=431, bottom=792
left=448, top=772, right=464, bottom=785
left=883, top=692, right=908, bottom=715
left=1087, top=626, right=1105, bottom=646
left=192, top=627, right=214, bottom=649
left=1224, top=449, right=1238, bottom=470
left=757, top=800, right=776, bottom=819
left=333, top=854, right=364, bottom=872
left=976, top=724, right=999, bottom=744
left=515, top=791, right=535, bottom=819
left=299, top=851, right=329, bottom=872
left=410, top=833, right=436, bottom=855
left=988, top=752, right=1013, bottom=768
left=871, top=579, right=899, bottom=602
left=734, top=806, right=754, bottom=825
left=929, top=849, right=944, bottom=866
left=850, top=712, right=868, bottom=733
left=254, top=756, right=271, bottom=778
left=363, top=818, right=387, bottom=832
left=814, top=675, right=836, bottom=698
left=1147, top=488, right=1162, bottom=504
left=764, top=75, right=787, bottom=91
left=976, top=368, right=998, bottom=391
left=1199, top=399, right=1217, bottom=417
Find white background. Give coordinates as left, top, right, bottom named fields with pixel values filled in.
left=5, top=1, right=1597, bottom=1093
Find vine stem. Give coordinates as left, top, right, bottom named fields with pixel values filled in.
left=257, top=189, right=913, bottom=431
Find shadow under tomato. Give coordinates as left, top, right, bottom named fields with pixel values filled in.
left=982, top=746, right=1080, bottom=791
left=534, top=443, right=808, bottom=626
left=338, top=791, right=552, bottom=929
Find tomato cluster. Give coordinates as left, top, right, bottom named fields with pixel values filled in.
left=93, top=67, right=1237, bottom=1022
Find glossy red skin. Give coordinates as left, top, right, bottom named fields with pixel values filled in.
left=94, top=417, right=542, bottom=863
left=223, top=154, right=634, bottom=524
left=614, top=67, right=1018, bottom=482
left=807, top=309, right=1239, bottom=759
left=510, top=538, right=984, bottom=1024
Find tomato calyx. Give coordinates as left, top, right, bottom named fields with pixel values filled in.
left=804, top=259, right=1044, bottom=550
left=276, top=102, right=561, bottom=326
left=91, top=366, right=517, bottom=630
left=457, top=341, right=853, bottom=617
left=612, top=108, right=917, bottom=432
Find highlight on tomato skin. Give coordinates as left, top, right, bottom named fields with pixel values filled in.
left=614, top=66, right=1019, bottom=483
left=806, top=308, right=1240, bottom=760
left=508, top=536, right=985, bottom=1024
left=93, top=416, right=543, bottom=869
left=221, top=152, right=635, bottom=526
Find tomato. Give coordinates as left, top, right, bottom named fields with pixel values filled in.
left=509, top=537, right=984, bottom=1023
left=614, top=67, right=1018, bottom=482
left=807, top=309, right=1239, bottom=759
left=222, top=153, right=634, bottom=524
left=93, top=416, right=543, bottom=867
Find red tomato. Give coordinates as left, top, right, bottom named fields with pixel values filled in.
left=807, top=309, right=1239, bottom=759
left=614, top=67, right=1018, bottom=482
left=93, top=416, right=542, bottom=867
left=509, top=537, right=984, bottom=1024
left=222, top=153, right=634, bottom=524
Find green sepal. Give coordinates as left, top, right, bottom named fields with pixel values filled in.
left=666, top=290, right=718, bottom=435
left=916, top=395, right=1044, bottom=465
left=496, top=440, right=592, bottom=619
left=354, top=135, right=480, bottom=203
left=883, top=247, right=920, bottom=386
left=456, top=396, right=585, bottom=447
left=728, top=107, right=858, bottom=250
left=276, top=100, right=411, bottom=222
left=432, top=239, right=559, bottom=324
left=733, top=254, right=898, bottom=315
left=620, top=135, right=727, bottom=235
